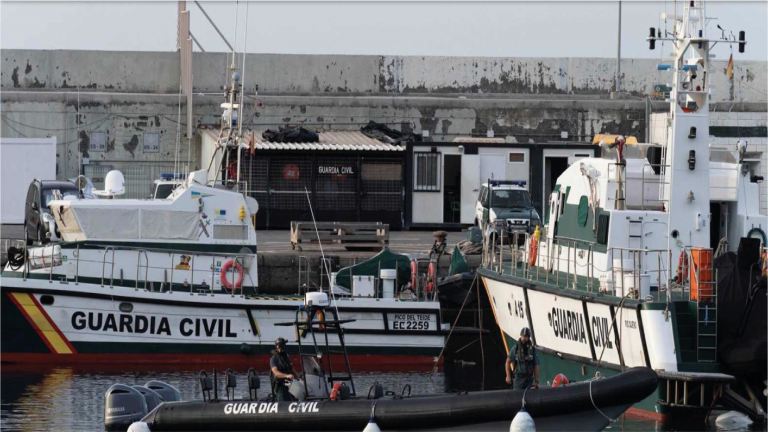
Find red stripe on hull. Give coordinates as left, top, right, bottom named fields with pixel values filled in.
left=29, top=293, right=77, bottom=353
left=625, top=407, right=667, bottom=422
left=1, top=353, right=441, bottom=372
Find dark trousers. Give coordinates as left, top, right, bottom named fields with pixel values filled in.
left=512, top=373, right=533, bottom=390
left=275, top=385, right=293, bottom=401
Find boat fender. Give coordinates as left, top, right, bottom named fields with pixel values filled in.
left=510, top=405, right=536, bottom=432
left=127, top=422, right=151, bottom=432
left=715, top=411, right=753, bottom=426
left=552, top=373, right=569, bottom=387
left=362, top=402, right=381, bottom=432
left=221, top=260, right=244, bottom=291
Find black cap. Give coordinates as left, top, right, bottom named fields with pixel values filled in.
left=275, top=337, right=287, bottom=349
left=520, top=327, right=531, bottom=337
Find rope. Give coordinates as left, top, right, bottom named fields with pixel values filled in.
left=303, top=188, right=341, bottom=321
left=477, top=271, right=485, bottom=390
left=594, top=293, right=630, bottom=374
left=429, top=273, right=479, bottom=379
left=589, top=377, right=617, bottom=423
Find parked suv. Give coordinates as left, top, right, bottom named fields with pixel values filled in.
left=25, top=180, right=79, bottom=245
left=475, top=180, right=540, bottom=241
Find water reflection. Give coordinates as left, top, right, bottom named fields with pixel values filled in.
left=0, top=363, right=758, bottom=432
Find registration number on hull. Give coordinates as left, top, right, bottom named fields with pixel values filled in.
left=388, top=313, right=433, bottom=331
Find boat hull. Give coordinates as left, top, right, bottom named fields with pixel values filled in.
left=478, top=268, right=724, bottom=422
left=1, top=280, right=444, bottom=371
left=131, top=367, right=658, bottom=431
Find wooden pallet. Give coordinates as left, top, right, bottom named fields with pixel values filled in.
left=290, top=222, right=389, bottom=252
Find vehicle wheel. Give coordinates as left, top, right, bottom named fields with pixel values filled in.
left=38, top=225, right=47, bottom=245
left=25, top=221, right=32, bottom=246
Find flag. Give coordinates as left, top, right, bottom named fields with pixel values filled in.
left=726, top=54, right=734, bottom=80
left=249, top=131, right=255, bottom=155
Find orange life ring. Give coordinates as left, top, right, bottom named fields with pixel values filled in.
left=553, top=373, right=569, bottom=387
left=330, top=382, right=346, bottom=401
left=425, top=262, right=437, bottom=293
left=221, top=260, right=244, bottom=290
left=528, top=236, right=539, bottom=267
left=676, top=251, right=689, bottom=284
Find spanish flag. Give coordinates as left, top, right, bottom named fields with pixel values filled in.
left=726, top=54, right=734, bottom=79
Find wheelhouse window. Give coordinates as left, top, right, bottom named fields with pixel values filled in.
left=414, top=152, right=441, bottom=192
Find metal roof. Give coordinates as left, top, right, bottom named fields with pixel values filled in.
left=236, top=129, right=404, bottom=152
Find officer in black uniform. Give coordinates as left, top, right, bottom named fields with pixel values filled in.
left=270, top=337, right=299, bottom=401
left=505, top=327, right=540, bottom=390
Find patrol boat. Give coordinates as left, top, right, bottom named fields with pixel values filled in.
left=478, top=3, right=765, bottom=422
left=109, top=291, right=659, bottom=432
left=0, top=66, right=446, bottom=370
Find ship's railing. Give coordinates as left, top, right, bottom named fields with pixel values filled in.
left=603, top=162, right=670, bottom=211
left=486, top=227, right=676, bottom=303
left=607, top=247, right=673, bottom=303
left=21, top=242, right=256, bottom=296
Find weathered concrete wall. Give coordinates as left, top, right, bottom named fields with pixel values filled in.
left=3, top=49, right=765, bottom=101
left=3, top=49, right=764, bottom=183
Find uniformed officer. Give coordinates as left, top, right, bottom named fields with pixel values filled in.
left=270, top=337, right=299, bottom=401
left=505, top=327, right=540, bottom=390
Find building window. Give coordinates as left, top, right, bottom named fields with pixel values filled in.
left=414, top=152, right=440, bottom=192
left=508, top=152, right=525, bottom=163
left=143, top=132, right=160, bottom=153
left=90, top=132, right=106, bottom=152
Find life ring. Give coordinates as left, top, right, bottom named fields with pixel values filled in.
left=552, top=373, right=569, bottom=387
left=528, top=236, right=539, bottom=267
left=425, top=262, right=437, bottom=293
left=221, top=260, right=244, bottom=290
left=747, top=227, right=767, bottom=247
left=675, top=251, right=689, bottom=284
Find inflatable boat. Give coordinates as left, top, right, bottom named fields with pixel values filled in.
left=106, top=293, right=657, bottom=432
left=122, top=367, right=657, bottom=432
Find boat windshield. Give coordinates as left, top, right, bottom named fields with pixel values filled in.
left=491, top=189, right=531, bottom=209
left=154, top=184, right=176, bottom=199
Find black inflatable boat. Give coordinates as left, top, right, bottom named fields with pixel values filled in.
left=108, top=294, right=657, bottom=432
left=126, top=367, right=657, bottom=432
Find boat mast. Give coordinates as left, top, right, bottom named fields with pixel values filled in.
left=648, top=0, right=746, bottom=257
left=666, top=0, right=712, bottom=256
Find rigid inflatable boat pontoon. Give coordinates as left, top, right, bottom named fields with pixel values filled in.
left=113, top=292, right=658, bottom=432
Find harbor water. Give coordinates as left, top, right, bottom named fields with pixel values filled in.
left=1, top=359, right=760, bottom=432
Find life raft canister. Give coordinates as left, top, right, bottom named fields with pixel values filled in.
left=411, top=260, right=418, bottom=290
left=528, top=226, right=541, bottom=267
left=552, top=373, right=569, bottom=387
left=221, top=260, right=244, bottom=290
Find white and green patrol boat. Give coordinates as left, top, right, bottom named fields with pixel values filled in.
left=479, top=2, right=765, bottom=422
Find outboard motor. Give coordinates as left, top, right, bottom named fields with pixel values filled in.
left=132, top=386, right=163, bottom=412
left=144, top=380, right=181, bottom=403
left=104, top=384, right=148, bottom=431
